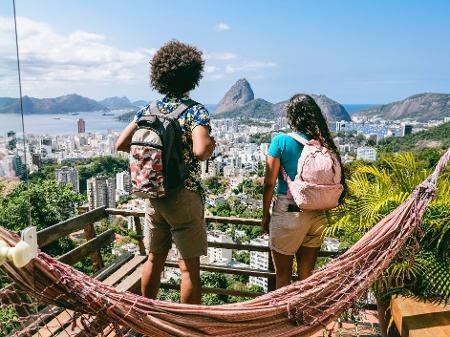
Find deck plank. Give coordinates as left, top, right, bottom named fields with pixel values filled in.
left=391, top=296, right=450, bottom=337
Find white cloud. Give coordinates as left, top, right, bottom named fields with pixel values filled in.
left=224, top=61, right=277, bottom=74
left=0, top=16, right=277, bottom=96
left=205, top=52, right=237, bottom=61
left=203, top=60, right=276, bottom=81
left=204, top=65, right=219, bottom=73
left=215, top=22, right=230, bottom=32
left=0, top=16, right=156, bottom=94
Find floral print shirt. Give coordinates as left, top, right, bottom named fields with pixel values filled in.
left=135, top=95, right=210, bottom=195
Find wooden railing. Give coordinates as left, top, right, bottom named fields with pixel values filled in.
left=33, top=206, right=342, bottom=300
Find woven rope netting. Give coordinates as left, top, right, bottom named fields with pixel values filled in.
left=0, top=148, right=449, bottom=337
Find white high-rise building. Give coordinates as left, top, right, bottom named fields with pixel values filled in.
left=116, top=171, right=131, bottom=194
left=356, top=146, right=377, bottom=162
left=207, top=232, right=233, bottom=264
left=55, top=166, right=80, bottom=192
left=249, top=236, right=269, bottom=292
left=87, top=176, right=116, bottom=210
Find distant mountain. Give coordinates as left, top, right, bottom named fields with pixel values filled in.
left=215, top=80, right=351, bottom=123
left=132, top=100, right=149, bottom=107
left=0, top=97, right=18, bottom=109
left=216, top=99, right=274, bottom=119
left=272, top=95, right=351, bottom=122
left=99, top=96, right=137, bottom=110
left=215, top=78, right=254, bottom=114
left=354, top=93, right=450, bottom=122
left=0, top=94, right=107, bottom=114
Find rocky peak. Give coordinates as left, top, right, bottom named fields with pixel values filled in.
left=215, top=78, right=254, bottom=113
left=273, top=94, right=351, bottom=122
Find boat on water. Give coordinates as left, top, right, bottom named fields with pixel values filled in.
left=71, top=112, right=79, bottom=115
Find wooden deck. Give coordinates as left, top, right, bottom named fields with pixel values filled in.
left=391, top=296, right=450, bottom=337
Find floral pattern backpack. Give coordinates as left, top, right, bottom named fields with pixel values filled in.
left=129, top=100, right=196, bottom=198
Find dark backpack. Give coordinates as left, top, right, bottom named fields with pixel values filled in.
left=129, top=100, right=196, bottom=198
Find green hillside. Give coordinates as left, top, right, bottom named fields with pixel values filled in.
left=378, top=121, right=450, bottom=152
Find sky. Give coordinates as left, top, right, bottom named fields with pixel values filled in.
left=1, top=0, right=450, bottom=104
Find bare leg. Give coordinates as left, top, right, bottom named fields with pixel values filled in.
left=178, top=257, right=201, bottom=304
left=141, top=251, right=169, bottom=299
left=271, top=250, right=294, bottom=289
left=295, top=246, right=320, bottom=280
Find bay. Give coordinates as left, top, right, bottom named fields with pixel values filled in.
left=0, top=111, right=129, bottom=136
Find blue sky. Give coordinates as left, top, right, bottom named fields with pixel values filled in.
left=1, top=0, right=450, bottom=104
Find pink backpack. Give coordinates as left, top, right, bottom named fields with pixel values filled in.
left=281, top=133, right=344, bottom=210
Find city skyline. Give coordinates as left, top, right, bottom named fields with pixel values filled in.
left=1, top=0, right=450, bottom=104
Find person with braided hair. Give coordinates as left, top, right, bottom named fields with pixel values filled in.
left=262, top=94, right=346, bottom=289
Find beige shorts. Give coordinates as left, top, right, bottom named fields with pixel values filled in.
left=269, top=195, right=327, bottom=255
left=145, top=188, right=207, bottom=259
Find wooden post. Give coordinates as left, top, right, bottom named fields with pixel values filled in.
left=133, top=216, right=146, bottom=255
left=83, top=223, right=104, bottom=271
left=267, top=250, right=276, bottom=292
left=78, top=207, right=104, bottom=271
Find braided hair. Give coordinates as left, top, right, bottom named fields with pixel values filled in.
left=286, top=94, right=347, bottom=202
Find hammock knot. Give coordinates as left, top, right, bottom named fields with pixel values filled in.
left=415, top=179, right=437, bottom=199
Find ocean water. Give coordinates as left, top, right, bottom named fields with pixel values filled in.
left=343, top=104, right=379, bottom=114
left=1, top=104, right=377, bottom=137
left=1, top=111, right=129, bottom=136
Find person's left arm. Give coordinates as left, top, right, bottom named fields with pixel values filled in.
left=190, top=105, right=215, bottom=161
left=115, top=106, right=148, bottom=152
left=115, top=121, right=137, bottom=153
left=262, top=155, right=280, bottom=233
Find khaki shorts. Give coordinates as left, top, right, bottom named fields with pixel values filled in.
left=269, top=195, right=327, bottom=255
left=145, top=188, right=207, bottom=259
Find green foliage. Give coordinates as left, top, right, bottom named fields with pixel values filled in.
left=117, top=194, right=132, bottom=205
left=0, top=306, right=19, bottom=337
left=0, top=179, right=83, bottom=232
left=250, top=132, right=272, bottom=144
left=0, top=179, right=84, bottom=256
left=235, top=179, right=263, bottom=198
left=234, top=251, right=250, bottom=265
left=73, top=257, right=94, bottom=275
left=202, top=176, right=228, bottom=195
left=76, top=157, right=128, bottom=194
left=157, top=278, right=180, bottom=302
left=208, top=197, right=262, bottom=221
left=29, top=156, right=129, bottom=194
left=327, top=151, right=450, bottom=302
left=378, top=121, right=450, bottom=153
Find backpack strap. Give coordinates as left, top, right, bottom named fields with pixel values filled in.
left=287, top=132, right=310, bottom=146
left=144, top=99, right=198, bottom=120
left=149, top=101, right=160, bottom=116
left=166, top=99, right=198, bottom=119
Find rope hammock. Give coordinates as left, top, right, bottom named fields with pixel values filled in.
left=1, top=148, right=449, bottom=337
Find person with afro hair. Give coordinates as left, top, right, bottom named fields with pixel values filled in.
left=116, top=40, right=215, bottom=304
